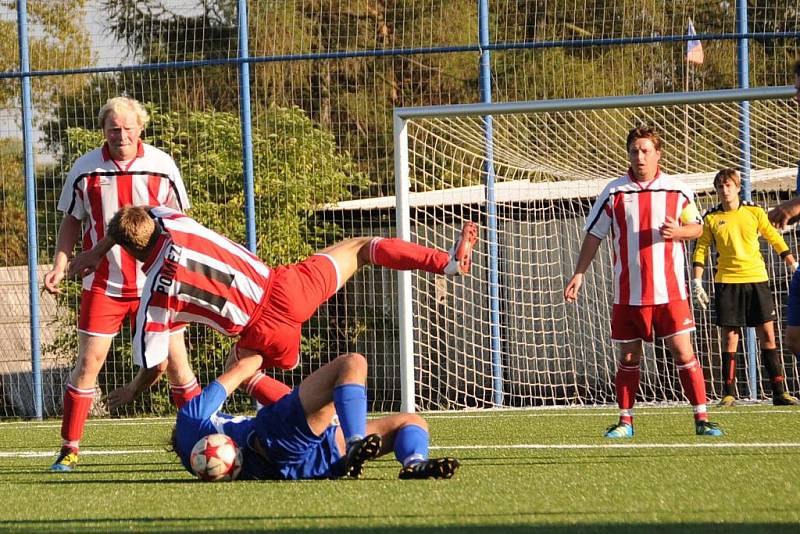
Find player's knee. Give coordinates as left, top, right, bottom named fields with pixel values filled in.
left=338, top=352, right=367, bottom=374
left=77, top=350, right=108, bottom=376
left=618, top=353, right=641, bottom=366
left=405, top=413, right=428, bottom=431
left=357, top=237, right=376, bottom=265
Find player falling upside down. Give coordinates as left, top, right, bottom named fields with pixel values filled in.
left=564, top=126, right=723, bottom=438
left=173, top=351, right=459, bottom=480
left=74, top=204, right=478, bottom=410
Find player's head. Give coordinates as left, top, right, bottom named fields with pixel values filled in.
left=99, top=96, right=148, bottom=160
left=713, top=168, right=741, bottom=189
left=626, top=126, right=662, bottom=181
left=626, top=126, right=663, bottom=153
left=713, top=168, right=742, bottom=204
left=107, top=205, right=159, bottom=259
left=98, top=96, right=150, bottom=130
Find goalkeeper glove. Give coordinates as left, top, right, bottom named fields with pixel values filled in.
left=791, top=262, right=799, bottom=274
left=692, top=279, right=709, bottom=311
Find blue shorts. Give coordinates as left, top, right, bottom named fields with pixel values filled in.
left=252, top=389, right=343, bottom=480
left=788, top=271, right=800, bottom=327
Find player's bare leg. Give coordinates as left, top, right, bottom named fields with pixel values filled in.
left=319, top=221, right=479, bottom=292
left=296, top=352, right=379, bottom=478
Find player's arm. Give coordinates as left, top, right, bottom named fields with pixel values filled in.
left=757, top=208, right=798, bottom=271
left=106, top=364, right=166, bottom=411
left=68, top=235, right=116, bottom=278
left=43, top=214, right=82, bottom=294
left=564, top=233, right=602, bottom=302
left=691, top=219, right=712, bottom=279
left=566, top=187, right=612, bottom=302
left=768, top=197, right=800, bottom=229
left=690, top=216, right=713, bottom=309
left=661, top=199, right=703, bottom=240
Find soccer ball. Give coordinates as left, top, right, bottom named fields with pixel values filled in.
left=189, top=433, right=243, bottom=482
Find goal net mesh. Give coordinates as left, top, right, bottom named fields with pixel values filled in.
left=402, top=98, right=800, bottom=409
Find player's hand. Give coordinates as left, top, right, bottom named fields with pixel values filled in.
left=659, top=216, right=680, bottom=239
left=691, top=279, right=709, bottom=310
left=564, top=273, right=583, bottom=303
left=68, top=250, right=101, bottom=278
left=43, top=267, right=65, bottom=295
left=791, top=262, right=799, bottom=274
left=106, top=386, right=136, bottom=411
left=768, top=200, right=800, bottom=229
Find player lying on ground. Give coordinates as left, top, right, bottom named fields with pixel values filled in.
left=71, top=205, right=478, bottom=408
left=172, top=351, right=460, bottom=480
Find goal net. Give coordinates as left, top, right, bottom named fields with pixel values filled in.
left=394, top=88, right=800, bottom=410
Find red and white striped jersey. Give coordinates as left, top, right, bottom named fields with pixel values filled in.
left=584, top=169, right=701, bottom=306
left=133, top=207, right=273, bottom=368
left=57, top=142, right=190, bottom=297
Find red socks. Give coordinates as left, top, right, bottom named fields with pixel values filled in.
left=678, top=357, right=708, bottom=422
left=245, top=372, right=291, bottom=406
left=61, top=384, right=95, bottom=445
left=615, top=364, right=640, bottom=425
left=170, top=377, right=201, bottom=409
left=369, top=238, right=448, bottom=274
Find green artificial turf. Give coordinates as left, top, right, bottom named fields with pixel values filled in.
left=1, top=405, right=798, bottom=532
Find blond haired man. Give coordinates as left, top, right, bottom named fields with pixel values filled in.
left=44, top=96, right=199, bottom=471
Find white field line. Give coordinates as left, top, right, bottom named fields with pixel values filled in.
left=421, top=408, right=800, bottom=419
left=4, top=441, right=800, bottom=459
left=1, top=407, right=795, bottom=430
left=431, top=442, right=800, bottom=450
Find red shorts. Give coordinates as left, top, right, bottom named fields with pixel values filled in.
left=78, top=290, right=139, bottom=336
left=610, top=300, right=695, bottom=343
left=237, top=254, right=340, bottom=370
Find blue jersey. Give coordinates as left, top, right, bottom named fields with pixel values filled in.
left=175, top=381, right=344, bottom=480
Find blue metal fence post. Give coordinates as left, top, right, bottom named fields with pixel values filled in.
left=478, top=0, right=504, bottom=406
left=238, top=0, right=256, bottom=253
left=16, top=0, right=43, bottom=419
left=736, top=0, right=758, bottom=401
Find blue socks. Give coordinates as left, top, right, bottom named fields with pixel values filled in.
left=393, top=424, right=429, bottom=466
left=333, top=384, right=367, bottom=445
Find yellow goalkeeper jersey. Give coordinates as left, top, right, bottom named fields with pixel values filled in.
left=692, top=201, right=790, bottom=283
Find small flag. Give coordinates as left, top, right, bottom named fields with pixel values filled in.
left=686, top=19, right=704, bottom=65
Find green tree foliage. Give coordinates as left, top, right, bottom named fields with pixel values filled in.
left=97, top=1, right=480, bottom=194
left=0, top=0, right=93, bottom=117
left=0, top=139, right=27, bottom=266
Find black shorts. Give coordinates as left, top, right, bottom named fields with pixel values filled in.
left=714, top=282, right=777, bottom=327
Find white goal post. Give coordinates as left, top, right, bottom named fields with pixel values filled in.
left=393, top=86, right=800, bottom=412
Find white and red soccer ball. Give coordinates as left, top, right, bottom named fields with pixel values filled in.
left=189, top=433, right=243, bottom=482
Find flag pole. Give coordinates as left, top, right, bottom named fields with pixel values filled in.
left=685, top=56, right=690, bottom=172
